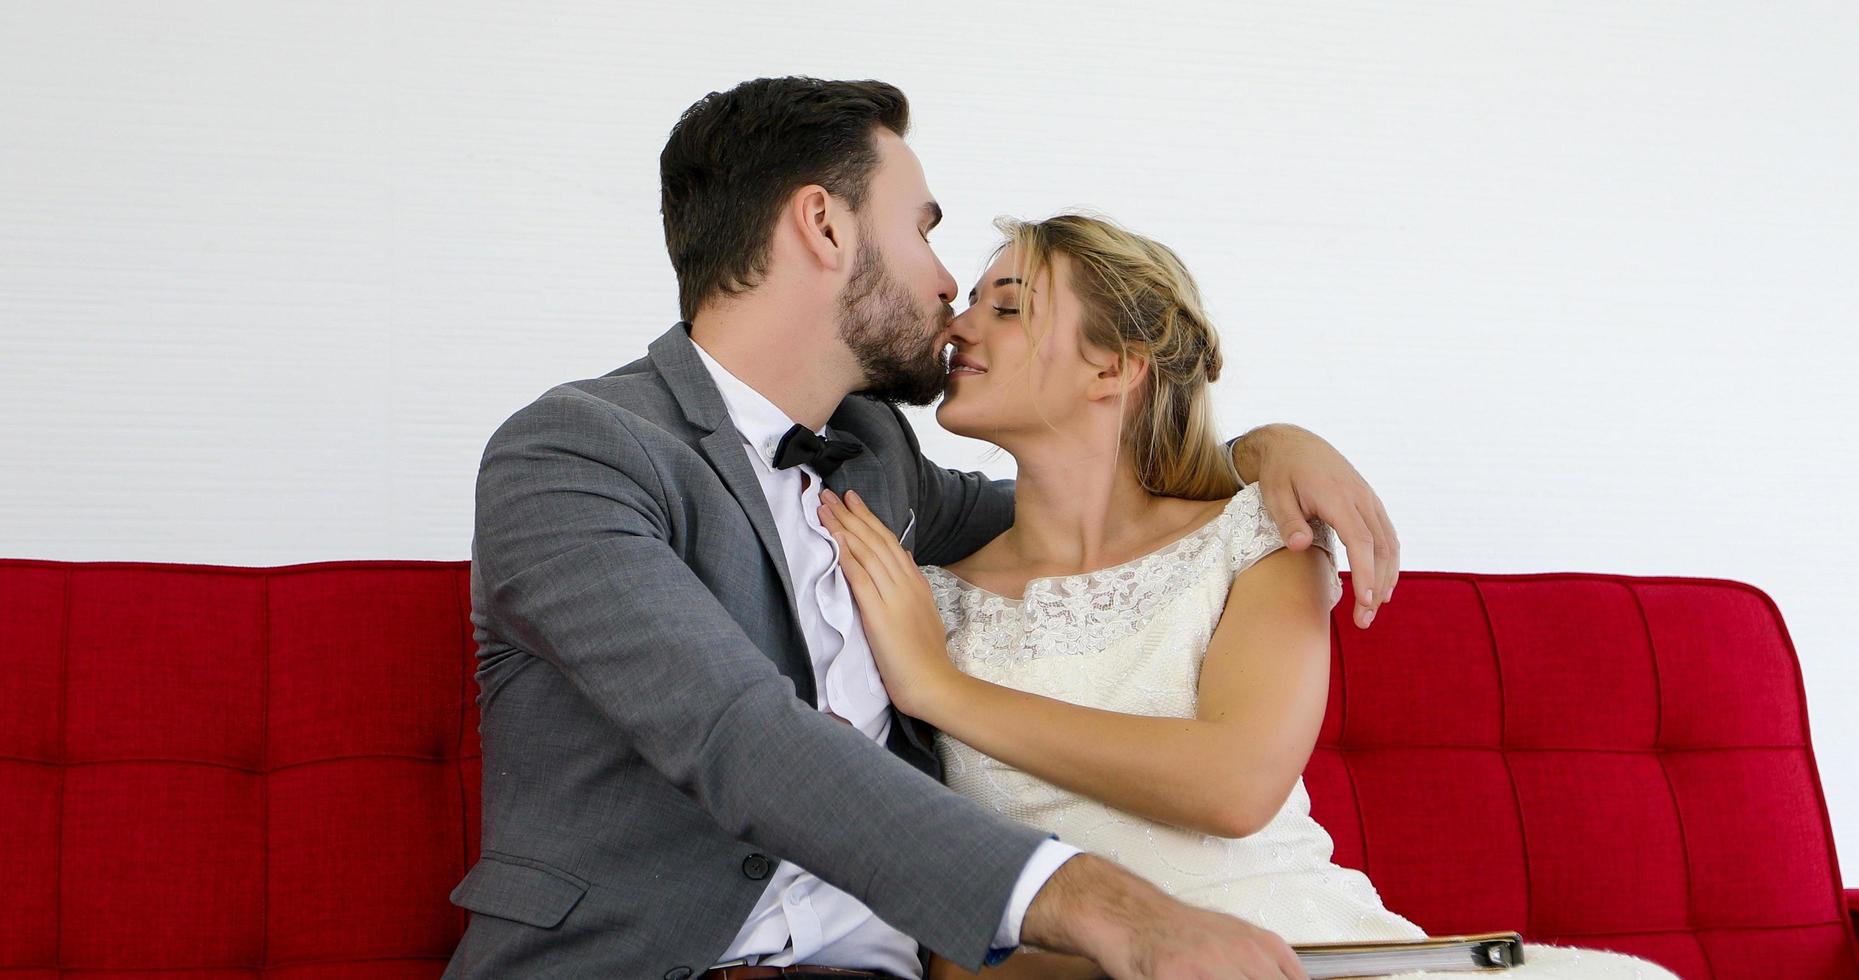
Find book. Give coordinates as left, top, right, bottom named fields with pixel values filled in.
left=1293, top=931, right=1526, bottom=978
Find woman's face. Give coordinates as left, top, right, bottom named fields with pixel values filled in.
left=936, top=246, right=1126, bottom=445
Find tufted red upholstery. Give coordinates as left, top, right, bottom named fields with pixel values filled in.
left=1302, top=573, right=1858, bottom=978
left=1, top=559, right=1854, bottom=978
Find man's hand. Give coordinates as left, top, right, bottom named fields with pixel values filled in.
left=1021, top=854, right=1308, bottom=979
left=1233, top=424, right=1398, bottom=630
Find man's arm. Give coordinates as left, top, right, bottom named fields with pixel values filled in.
left=1226, top=430, right=1261, bottom=486
left=893, top=404, right=1396, bottom=625
left=1227, top=423, right=1401, bottom=629
left=473, top=387, right=1050, bottom=969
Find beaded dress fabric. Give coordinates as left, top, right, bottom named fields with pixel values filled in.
left=922, top=485, right=1678, bottom=978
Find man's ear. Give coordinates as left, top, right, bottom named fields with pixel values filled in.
left=789, top=184, right=848, bottom=273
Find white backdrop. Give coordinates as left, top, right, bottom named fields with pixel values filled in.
left=3, top=1, right=1855, bottom=862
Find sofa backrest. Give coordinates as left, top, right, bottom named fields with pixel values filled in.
left=1303, top=572, right=1857, bottom=978
left=1, top=559, right=1852, bottom=978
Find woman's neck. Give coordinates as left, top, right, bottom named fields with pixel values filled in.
left=996, top=445, right=1167, bottom=574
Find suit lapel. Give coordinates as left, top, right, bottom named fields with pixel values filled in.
left=819, top=438, right=890, bottom=523
left=694, top=427, right=800, bottom=616
left=821, top=418, right=942, bottom=763
left=648, top=322, right=937, bottom=754
left=648, top=323, right=808, bottom=693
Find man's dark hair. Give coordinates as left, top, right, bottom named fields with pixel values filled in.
left=660, top=76, right=911, bottom=321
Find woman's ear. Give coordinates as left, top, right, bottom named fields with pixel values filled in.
left=1084, top=344, right=1151, bottom=404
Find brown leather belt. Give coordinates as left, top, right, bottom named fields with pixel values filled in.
left=699, top=968, right=898, bottom=980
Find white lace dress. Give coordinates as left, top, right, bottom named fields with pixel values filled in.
left=920, top=486, right=1678, bottom=979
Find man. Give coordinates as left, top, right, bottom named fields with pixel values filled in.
left=444, top=76, right=1400, bottom=980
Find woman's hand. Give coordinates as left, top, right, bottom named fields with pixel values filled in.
left=819, top=488, right=964, bottom=719
left=1239, top=424, right=1400, bottom=629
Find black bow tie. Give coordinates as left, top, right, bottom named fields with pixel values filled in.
left=772, top=423, right=864, bottom=479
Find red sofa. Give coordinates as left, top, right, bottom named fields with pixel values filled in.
left=2, top=558, right=1855, bottom=978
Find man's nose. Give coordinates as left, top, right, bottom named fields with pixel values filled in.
left=934, top=259, right=959, bottom=305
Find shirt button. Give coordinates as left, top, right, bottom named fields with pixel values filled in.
left=742, top=853, right=771, bottom=880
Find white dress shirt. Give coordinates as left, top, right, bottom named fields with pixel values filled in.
left=692, top=341, right=1079, bottom=976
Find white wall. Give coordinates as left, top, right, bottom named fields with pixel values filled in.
left=3, top=1, right=1855, bottom=863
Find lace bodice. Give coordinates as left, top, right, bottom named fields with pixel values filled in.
left=920, top=486, right=1418, bottom=944
left=916, top=488, right=1686, bottom=976
left=923, top=484, right=1344, bottom=668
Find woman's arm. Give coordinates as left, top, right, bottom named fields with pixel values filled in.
left=921, top=545, right=1336, bottom=838
left=819, top=489, right=1338, bottom=839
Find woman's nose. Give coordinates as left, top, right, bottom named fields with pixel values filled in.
left=947, top=306, right=982, bottom=342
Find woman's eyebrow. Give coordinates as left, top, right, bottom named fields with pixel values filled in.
left=968, top=276, right=1024, bottom=305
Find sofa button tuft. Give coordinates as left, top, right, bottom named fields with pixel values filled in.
left=742, top=853, right=772, bottom=880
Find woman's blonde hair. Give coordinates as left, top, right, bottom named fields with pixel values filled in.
left=989, top=212, right=1241, bottom=500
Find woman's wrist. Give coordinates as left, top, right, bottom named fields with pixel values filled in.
left=903, top=653, right=970, bottom=725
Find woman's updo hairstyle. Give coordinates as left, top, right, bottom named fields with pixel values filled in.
left=990, top=212, right=1240, bottom=500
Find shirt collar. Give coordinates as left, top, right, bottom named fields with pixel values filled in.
left=689, top=338, right=817, bottom=469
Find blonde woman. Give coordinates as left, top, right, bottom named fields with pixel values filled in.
left=818, top=214, right=1679, bottom=980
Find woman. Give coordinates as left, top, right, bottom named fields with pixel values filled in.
left=817, top=214, right=1679, bottom=979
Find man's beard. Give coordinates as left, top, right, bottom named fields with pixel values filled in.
left=836, top=234, right=951, bottom=406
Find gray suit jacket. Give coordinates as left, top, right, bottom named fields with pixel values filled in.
left=442, top=322, right=1054, bottom=980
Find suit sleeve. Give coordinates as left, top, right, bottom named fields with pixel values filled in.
left=885, top=402, right=1017, bottom=567
left=471, top=387, right=1051, bottom=969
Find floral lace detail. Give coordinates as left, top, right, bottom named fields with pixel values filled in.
left=921, top=488, right=1685, bottom=980
left=920, top=484, right=1340, bottom=667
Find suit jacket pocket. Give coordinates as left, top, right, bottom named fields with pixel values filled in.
left=449, top=851, right=590, bottom=928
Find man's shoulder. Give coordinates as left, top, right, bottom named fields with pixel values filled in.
left=502, top=353, right=676, bottom=428
left=482, top=360, right=690, bottom=470
left=567, top=349, right=674, bottom=414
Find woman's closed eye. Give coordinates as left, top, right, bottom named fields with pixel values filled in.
left=993, top=306, right=1018, bottom=317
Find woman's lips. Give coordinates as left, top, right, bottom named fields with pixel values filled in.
left=947, top=352, right=987, bottom=378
